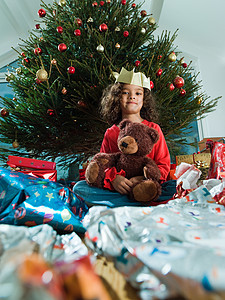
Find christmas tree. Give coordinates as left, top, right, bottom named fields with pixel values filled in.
left=0, top=0, right=219, bottom=167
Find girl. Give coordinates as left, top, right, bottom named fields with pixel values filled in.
left=73, top=68, right=176, bottom=207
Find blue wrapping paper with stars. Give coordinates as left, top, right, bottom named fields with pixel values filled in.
left=0, top=167, right=88, bottom=233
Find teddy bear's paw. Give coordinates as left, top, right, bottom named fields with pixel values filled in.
left=97, top=158, right=109, bottom=165
left=85, top=161, right=99, bottom=184
left=133, top=180, right=158, bottom=202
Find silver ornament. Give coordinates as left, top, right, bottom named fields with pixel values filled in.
left=96, top=44, right=104, bottom=52
left=148, top=17, right=155, bottom=25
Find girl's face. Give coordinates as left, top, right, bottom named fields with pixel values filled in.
left=120, top=84, right=144, bottom=117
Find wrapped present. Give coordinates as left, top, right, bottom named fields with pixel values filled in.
left=207, top=141, right=225, bottom=179
left=176, top=152, right=211, bottom=180
left=0, top=167, right=89, bottom=234
left=176, top=153, right=211, bottom=166
left=7, top=155, right=57, bottom=182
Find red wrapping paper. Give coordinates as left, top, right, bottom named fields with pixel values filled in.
left=7, top=156, right=57, bottom=181
left=7, top=156, right=56, bottom=170
left=18, top=169, right=57, bottom=181
left=79, top=169, right=86, bottom=180
left=207, top=142, right=225, bottom=179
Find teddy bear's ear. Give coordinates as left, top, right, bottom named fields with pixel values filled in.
left=119, top=119, right=132, bottom=130
left=147, top=128, right=159, bottom=144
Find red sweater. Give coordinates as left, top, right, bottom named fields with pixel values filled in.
left=100, top=120, right=170, bottom=182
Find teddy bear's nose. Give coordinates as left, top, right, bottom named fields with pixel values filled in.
left=121, top=141, right=128, bottom=148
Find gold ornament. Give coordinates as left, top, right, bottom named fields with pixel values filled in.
left=5, top=75, right=10, bottom=82
left=106, top=0, right=111, bottom=3
left=115, top=43, right=120, bottom=49
left=61, top=87, right=67, bottom=94
left=148, top=17, right=155, bottom=25
left=197, top=97, right=202, bottom=104
left=51, top=59, right=57, bottom=65
left=39, top=37, right=44, bottom=42
left=16, top=67, right=22, bottom=75
left=96, top=44, right=104, bottom=52
left=87, top=17, right=93, bottom=23
left=168, top=52, right=177, bottom=62
left=59, top=0, right=66, bottom=6
left=12, top=140, right=19, bottom=149
left=5, top=74, right=14, bottom=82
left=115, top=26, right=120, bottom=32
left=141, top=27, right=146, bottom=34
left=36, top=69, right=48, bottom=81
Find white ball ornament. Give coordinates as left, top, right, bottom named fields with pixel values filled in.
left=59, top=0, right=66, bottom=6
left=148, top=17, right=155, bottom=25
left=96, top=44, right=104, bottom=53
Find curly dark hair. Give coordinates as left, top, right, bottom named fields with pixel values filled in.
left=100, top=82, right=159, bottom=126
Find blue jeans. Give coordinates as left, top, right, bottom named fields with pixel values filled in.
left=73, top=180, right=177, bottom=207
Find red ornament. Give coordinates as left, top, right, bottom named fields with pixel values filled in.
left=99, top=23, right=108, bottom=32
left=35, top=24, right=40, bottom=29
left=74, top=29, right=81, bottom=36
left=47, top=109, right=55, bottom=116
left=150, top=81, right=154, bottom=89
left=169, top=83, right=175, bottom=91
left=134, top=60, right=140, bottom=67
left=38, top=8, right=46, bottom=18
left=121, top=0, right=126, bottom=5
left=34, top=47, right=42, bottom=55
left=23, top=58, right=30, bottom=64
left=57, top=26, right=63, bottom=34
left=173, top=76, right=184, bottom=88
left=180, top=88, right=186, bottom=96
left=158, top=55, right=162, bottom=60
left=67, top=66, right=75, bottom=74
left=78, top=100, right=87, bottom=107
left=123, top=30, right=129, bottom=37
left=140, top=10, right=147, bottom=17
left=76, top=18, right=82, bottom=26
left=132, top=3, right=136, bottom=7
left=100, top=1, right=104, bottom=5
left=21, top=52, right=26, bottom=57
left=58, top=43, right=67, bottom=52
left=92, top=1, right=98, bottom=6
left=156, top=68, right=162, bottom=76
left=1, top=108, right=9, bottom=117
left=182, top=62, right=187, bottom=68
left=61, top=87, right=67, bottom=94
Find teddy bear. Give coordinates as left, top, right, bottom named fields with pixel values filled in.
left=85, top=119, right=161, bottom=202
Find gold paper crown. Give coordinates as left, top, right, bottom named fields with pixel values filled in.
left=113, top=67, right=151, bottom=90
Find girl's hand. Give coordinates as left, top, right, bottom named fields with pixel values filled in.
left=111, top=175, right=133, bottom=194
left=130, top=176, right=144, bottom=185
